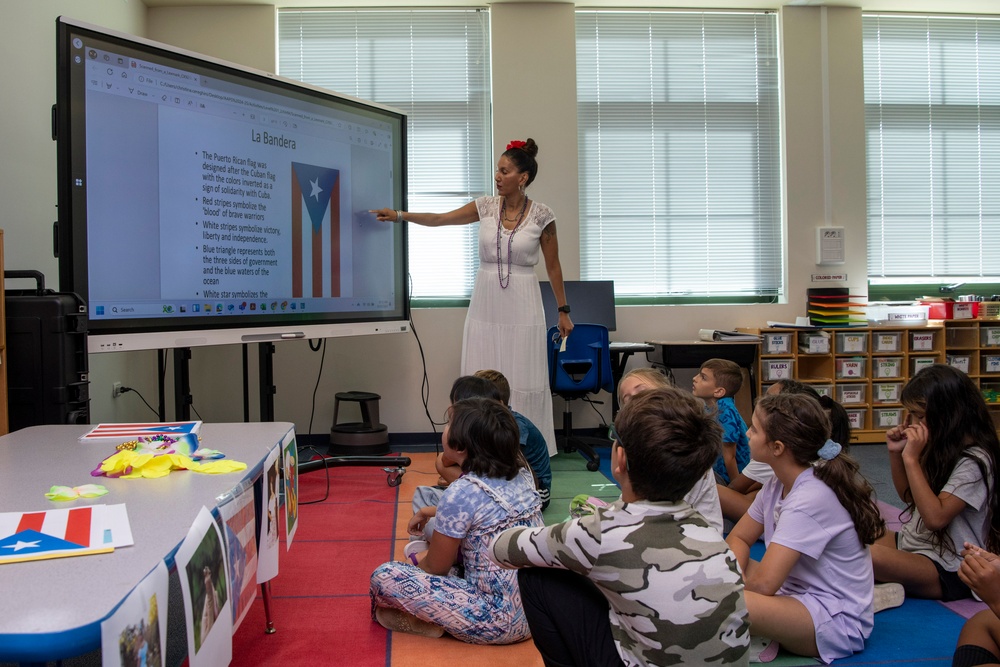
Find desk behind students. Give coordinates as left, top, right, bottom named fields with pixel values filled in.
left=645, top=339, right=760, bottom=423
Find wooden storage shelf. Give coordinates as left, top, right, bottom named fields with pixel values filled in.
left=952, top=321, right=1000, bottom=425
left=744, top=324, right=946, bottom=444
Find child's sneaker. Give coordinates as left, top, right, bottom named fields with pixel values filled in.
left=874, top=582, right=905, bottom=612
left=403, top=540, right=429, bottom=565
left=569, top=494, right=610, bottom=518
left=749, top=636, right=779, bottom=663
left=375, top=607, right=444, bottom=638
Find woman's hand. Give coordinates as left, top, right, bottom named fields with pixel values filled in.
left=558, top=312, right=574, bottom=339
left=370, top=208, right=399, bottom=222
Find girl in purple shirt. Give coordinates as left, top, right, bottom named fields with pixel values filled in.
left=726, top=393, right=886, bottom=663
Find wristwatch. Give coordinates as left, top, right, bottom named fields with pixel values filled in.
left=557, top=304, right=571, bottom=314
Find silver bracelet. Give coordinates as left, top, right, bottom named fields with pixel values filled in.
left=395, top=210, right=404, bottom=224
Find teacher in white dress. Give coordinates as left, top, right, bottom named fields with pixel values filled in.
left=371, top=138, right=572, bottom=455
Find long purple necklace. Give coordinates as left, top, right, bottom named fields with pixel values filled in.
left=496, top=196, right=529, bottom=289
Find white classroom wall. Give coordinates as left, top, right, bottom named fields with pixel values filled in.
left=0, top=2, right=935, bottom=436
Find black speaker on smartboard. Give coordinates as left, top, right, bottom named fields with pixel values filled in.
left=4, top=270, right=90, bottom=431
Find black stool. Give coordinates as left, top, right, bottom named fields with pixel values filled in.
left=330, top=391, right=390, bottom=455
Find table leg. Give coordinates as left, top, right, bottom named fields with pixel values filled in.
left=261, top=581, right=276, bottom=634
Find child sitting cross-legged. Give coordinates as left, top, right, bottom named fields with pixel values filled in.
left=726, top=393, right=885, bottom=663
left=490, top=386, right=750, bottom=666
left=370, top=397, right=542, bottom=643
left=692, top=358, right=750, bottom=485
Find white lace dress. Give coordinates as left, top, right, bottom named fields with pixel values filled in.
left=463, top=196, right=556, bottom=456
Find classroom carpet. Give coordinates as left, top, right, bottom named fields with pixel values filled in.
left=230, top=447, right=985, bottom=666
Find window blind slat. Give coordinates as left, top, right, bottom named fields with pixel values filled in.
left=576, top=11, right=782, bottom=299
left=865, top=15, right=1000, bottom=280
left=278, top=9, right=491, bottom=298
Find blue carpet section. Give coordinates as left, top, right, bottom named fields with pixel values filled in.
left=838, top=599, right=966, bottom=665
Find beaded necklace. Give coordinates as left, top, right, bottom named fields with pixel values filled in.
left=496, top=196, right=529, bottom=289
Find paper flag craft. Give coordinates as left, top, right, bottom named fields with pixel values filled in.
left=0, top=505, right=125, bottom=564
left=81, top=421, right=202, bottom=441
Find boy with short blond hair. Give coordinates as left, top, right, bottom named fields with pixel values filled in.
left=692, top=358, right=750, bottom=485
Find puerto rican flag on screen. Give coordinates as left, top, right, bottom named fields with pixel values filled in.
left=0, top=506, right=112, bottom=564
left=80, top=421, right=201, bottom=440
left=290, top=162, right=341, bottom=299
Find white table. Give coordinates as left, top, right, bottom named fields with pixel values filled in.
left=0, top=422, right=294, bottom=663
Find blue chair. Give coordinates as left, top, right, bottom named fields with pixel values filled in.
left=548, top=324, right=613, bottom=472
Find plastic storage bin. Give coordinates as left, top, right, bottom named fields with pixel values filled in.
left=798, top=332, right=831, bottom=354
left=837, top=384, right=867, bottom=405
left=874, top=357, right=903, bottom=379
left=763, top=332, right=792, bottom=355
left=910, top=331, right=936, bottom=351
left=946, top=355, right=971, bottom=374
left=983, top=328, right=1000, bottom=348
left=764, top=359, right=794, bottom=381
left=836, top=358, right=866, bottom=379
left=872, top=382, right=903, bottom=404
left=836, top=332, right=867, bottom=354
left=812, top=384, right=833, bottom=398
left=984, top=355, right=1000, bottom=375
left=846, top=408, right=866, bottom=430
left=873, top=332, right=902, bottom=353
left=912, top=357, right=936, bottom=375
left=874, top=407, right=903, bottom=428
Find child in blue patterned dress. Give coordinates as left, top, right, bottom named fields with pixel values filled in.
left=370, top=396, right=543, bottom=643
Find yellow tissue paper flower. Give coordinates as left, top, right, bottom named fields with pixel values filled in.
left=95, top=448, right=246, bottom=479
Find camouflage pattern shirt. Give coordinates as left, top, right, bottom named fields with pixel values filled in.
left=490, top=499, right=750, bottom=666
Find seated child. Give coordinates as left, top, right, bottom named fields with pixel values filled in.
left=490, top=387, right=749, bottom=666
left=871, top=364, right=1000, bottom=602
left=370, top=397, right=542, bottom=643
left=692, top=358, right=749, bottom=485
left=718, top=380, right=852, bottom=524
left=726, top=393, right=885, bottom=663
left=410, top=375, right=502, bottom=539
left=474, top=369, right=552, bottom=510
left=953, top=543, right=1000, bottom=667
left=618, top=367, right=723, bottom=533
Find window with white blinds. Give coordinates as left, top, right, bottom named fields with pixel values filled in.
left=278, top=9, right=492, bottom=300
left=864, top=15, right=1000, bottom=282
left=576, top=11, right=782, bottom=301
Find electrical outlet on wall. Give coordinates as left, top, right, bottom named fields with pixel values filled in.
left=112, top=382, right=122, bottom=399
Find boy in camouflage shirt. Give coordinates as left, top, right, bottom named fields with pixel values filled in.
left=489, top=387, right=750, bottom=666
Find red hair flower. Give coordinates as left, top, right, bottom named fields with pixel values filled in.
left=506, top=140, right=526, bottom=151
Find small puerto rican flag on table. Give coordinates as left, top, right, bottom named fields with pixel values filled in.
left=80, top=421, right=202, bottom=441
left=0, top=506, right=114, bottom=564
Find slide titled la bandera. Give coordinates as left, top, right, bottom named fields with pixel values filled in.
left=159, top=108, right=356, bottom=304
